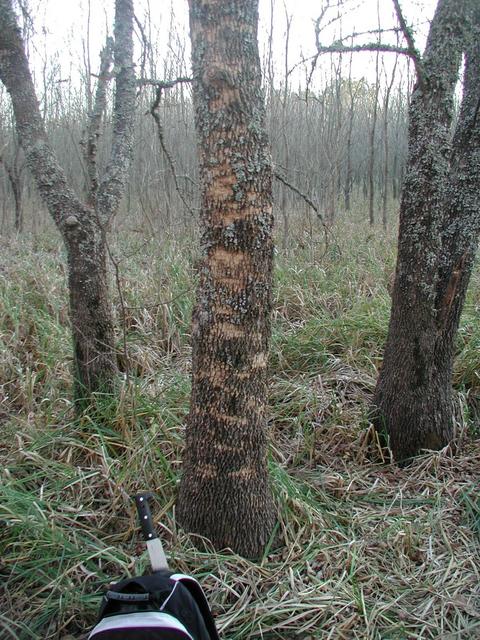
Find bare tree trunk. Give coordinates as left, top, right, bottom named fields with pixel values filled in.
left=391, top=82, right=405, bottom=201
left=381, top=56, right=398, bottom=229
left=0, top=0, right=135, bottom=400
left=0, top=150, right=23, bottom=232
left=344, top=50, right=356, bottom=213
left=280, top=8, right=292, bottom=250
left=368, top=51, right=380, bottom=226
left=63, top=209, right=118, bottom=398
left=372, top=0, right=477, bottom=460
left=177, top=0, right=276, bottom=558
left=432, top=33, right=480, bottom=410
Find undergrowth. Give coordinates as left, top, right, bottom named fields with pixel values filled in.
left=0, top=223, right=479, bottom=639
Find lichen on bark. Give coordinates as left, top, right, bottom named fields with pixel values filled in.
left=177, top=0, right=276, bottom=558
left=372, top=0, right=480, bottom=461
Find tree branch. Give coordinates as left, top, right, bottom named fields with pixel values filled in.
left=274, top=168, right=324, bottom=225
left=149, top=85, right=195, bottom=216
left=313, top=0, right=424, bottom=79
left=391, top=0, right=424, bottom=85
left=139, top=76, right=192, bottom=89
left=274, top=168, right=340, bottom=255
left=96, top=0, right=136, bottom=226
left=316, top=41, right=411, bottom=56
left=81, top=36, right=114, bottom=206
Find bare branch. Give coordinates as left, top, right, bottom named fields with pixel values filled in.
left=274, top=168, right=324, bottom=224
left=125, top=286, right=196, bottom=311
left=316, top=41, right=411, bottom=56
left=313, top=0, right=424, bottom=77
left=105, top=240, right=130, bottom=382
left=81, top=36, right=114, bottom=206
left=133, top=12, right=149, bottom=81
left=391, top=0, right=424, bottom=84
left=274, top=168, right=341, bottom=255
left=139, top=76, right=192, bottom=89
left=149, top=85, right=195, bottom=216
left=96, top=0, right=136, bottom=226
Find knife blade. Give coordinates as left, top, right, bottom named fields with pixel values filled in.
left=134, top=493, right=168, bottom=571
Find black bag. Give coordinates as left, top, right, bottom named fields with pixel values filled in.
left=89, top=569, right=220, bottom=640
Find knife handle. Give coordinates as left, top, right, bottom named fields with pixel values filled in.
left=134, top=493, right=157, bottom=540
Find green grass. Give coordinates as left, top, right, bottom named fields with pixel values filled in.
left=0, top=224, right=479, bottom=639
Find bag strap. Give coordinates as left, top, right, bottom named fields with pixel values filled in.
left=170, top=574, right=220, bottom=640
left=104, top=590, right=151, bottom=603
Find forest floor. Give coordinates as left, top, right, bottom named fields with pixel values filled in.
left=0, top=222, right=479, bottom=639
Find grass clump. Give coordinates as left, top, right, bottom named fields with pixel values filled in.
left=0, top=224, right=479, bottom=639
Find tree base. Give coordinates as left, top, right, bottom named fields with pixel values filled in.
left=372, top=380, right=454, bottom=462
left=177, top=472, right=276, bottom=559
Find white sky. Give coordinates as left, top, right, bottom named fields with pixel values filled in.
left=26, top=0, right=439, bottom=93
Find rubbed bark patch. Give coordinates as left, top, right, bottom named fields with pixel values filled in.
left=177, top=0, right=276, bottom=558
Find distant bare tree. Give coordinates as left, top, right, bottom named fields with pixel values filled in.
left=0, top=1, right=414, bottom=240
left=0, top=136, right=24, bottom=232
left=368, top=51, right=380, bottom=226
left=381, top=54, right=398, bottom=228
left=279, top=7, right=292, bottom=248
left=343, top=48, right=358, bottom=212
left=0, top=0, right=135, bottom=401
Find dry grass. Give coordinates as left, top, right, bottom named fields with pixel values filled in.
left=0, top=225, right=479, bottom=639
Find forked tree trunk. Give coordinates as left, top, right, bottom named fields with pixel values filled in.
left=0, top=0, right=135, bottom=400
left=177, top=0, right=276, bottom=558
left=373, top=0, right=478, bottom=460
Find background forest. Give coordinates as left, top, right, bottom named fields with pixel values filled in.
left=0, top=0, right=479, bottom=638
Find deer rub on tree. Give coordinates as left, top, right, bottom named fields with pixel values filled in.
left=176, top=0, right=277, bottom=558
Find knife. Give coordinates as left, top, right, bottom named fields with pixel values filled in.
left=134, top=493, right=168, bottom=571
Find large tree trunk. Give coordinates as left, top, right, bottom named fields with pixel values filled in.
left=373, top=0, right=478, bottom=461
left=0, top=0, right=135, bottom=401
left=177, top=0, right=276, bottom=558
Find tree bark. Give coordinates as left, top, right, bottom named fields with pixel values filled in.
left=177, top=0, right=276, bottom=558
left=372, top=0, right=478, bottom=461
left=0, top=0, right=135, bottom=400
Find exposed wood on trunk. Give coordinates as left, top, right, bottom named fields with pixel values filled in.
left=177, top=0, right=276, bottom=558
